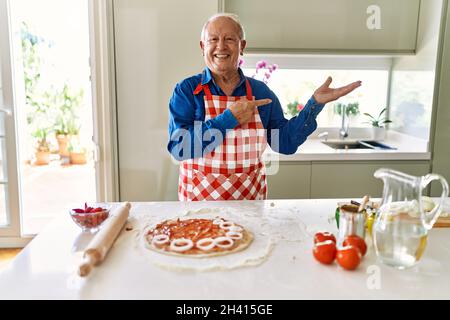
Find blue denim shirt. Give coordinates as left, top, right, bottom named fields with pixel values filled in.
left=168, top=67, right=325, bottom=160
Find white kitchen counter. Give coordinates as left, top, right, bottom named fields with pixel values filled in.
left=264, top=129, right=430, bottom=161
left=1, top=199, right=449, bottom=300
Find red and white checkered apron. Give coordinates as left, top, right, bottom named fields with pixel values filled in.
left=178, top=79, right=267, bottom=201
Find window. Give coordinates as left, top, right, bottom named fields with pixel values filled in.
left=242, top=55, right=391, bottom=128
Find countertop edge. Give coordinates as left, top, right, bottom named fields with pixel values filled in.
left=264, top=152, right=431, bottom=162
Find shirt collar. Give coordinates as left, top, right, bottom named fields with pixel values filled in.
left=202, top=67, right=246, bottom=88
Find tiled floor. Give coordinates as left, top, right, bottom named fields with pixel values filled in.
left=20, top=157, right=96, bottom=235
left=0, top=156, right=96, bottom=235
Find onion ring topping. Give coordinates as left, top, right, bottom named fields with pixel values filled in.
left=219, top=221, right=235, bottom=230
left=195, top=237, right=216, bottom=251
left=225, top=231, right=243, bottom=240
left=214, top=236, right=234, bottom=249
left=170, top=238, right=194, bottom=252
left=151, top=234, right=170, bottom=246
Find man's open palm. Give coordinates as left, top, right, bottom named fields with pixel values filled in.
left=313, top=77, right=362, bottom=104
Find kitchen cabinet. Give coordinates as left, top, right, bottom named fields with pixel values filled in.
left=310, top=161, right=430, bottom=198
left=223, top=0, right=420, bottom=53
left=266, top=160, right=431, bottom=199
left=266, top=162, right=311, bottom=199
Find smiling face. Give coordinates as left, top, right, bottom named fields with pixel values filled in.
left=200, top=16, right=246, bottom=77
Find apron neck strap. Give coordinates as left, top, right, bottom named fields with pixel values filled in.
left=244, top=79, right=253, bottom=100
left=193, top=78, right=253, bottom=100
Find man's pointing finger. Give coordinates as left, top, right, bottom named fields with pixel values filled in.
left=250, top=99, right=272, bottom=108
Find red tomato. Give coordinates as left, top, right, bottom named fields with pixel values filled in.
left=336, top=245, right=362, bottom=270
left=313, top=240, right=337, bottom=265
left=314, top=231, right=336, bottom=244
left=343, top=235, right=367, bottom=256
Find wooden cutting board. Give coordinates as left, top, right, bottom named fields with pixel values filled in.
left=434, top=215, right=450, bottom=228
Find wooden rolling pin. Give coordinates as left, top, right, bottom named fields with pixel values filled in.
left=78, top=202, right=131, bottom=277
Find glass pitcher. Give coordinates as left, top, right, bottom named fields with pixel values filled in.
left=372, top=168, right=449, bottom=269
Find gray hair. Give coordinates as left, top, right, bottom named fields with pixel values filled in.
left=200, top=13, right=245, bottom=41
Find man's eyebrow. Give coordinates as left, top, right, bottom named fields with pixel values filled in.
left=207, top=34, right=238, bottom=39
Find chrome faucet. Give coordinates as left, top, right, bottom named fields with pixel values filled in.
left=339, top=104, right=349, bottom=139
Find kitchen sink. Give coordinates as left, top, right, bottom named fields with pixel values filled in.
left=322, top=141, right=371, bottom=149
left=322, top=140, right=396, bottom=150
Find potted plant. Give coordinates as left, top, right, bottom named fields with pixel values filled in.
left=52, top=84, right=84, bottom=158
left=32, top=127, right=52, bottom=165
left=68, top=136, right=87, bottom=165
left=362, top=108, right=392, bottom=140
left=54, top=117, right=70, bottom=158
left=21, top=25, right=84, bottom=164
left=54, top=116, right=81, bottom=157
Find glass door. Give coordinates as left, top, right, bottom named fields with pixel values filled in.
left=0, top=0, right=109, bottom=241
left=0, top=0, right=22, bottom=238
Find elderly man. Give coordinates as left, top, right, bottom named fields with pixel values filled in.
left=168, top=13, right=361, bottom=201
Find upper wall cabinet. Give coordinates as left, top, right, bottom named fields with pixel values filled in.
left=223, top=0, right=420, bottom=53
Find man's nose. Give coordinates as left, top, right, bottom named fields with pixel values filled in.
left=217, top=38, right=226, bottom=49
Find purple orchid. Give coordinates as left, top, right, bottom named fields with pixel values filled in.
left=268, top=64, right=278, bottom=72
left=256, top=60, right=267, bottom=69
left=247, top=60, right=278, bottom=83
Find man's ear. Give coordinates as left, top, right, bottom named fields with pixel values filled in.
left=240, top=40, right=247, bottom=55
left=200, top=41, right=205, bottom=56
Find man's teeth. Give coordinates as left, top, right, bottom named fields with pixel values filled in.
left=215, top=54, right=229, bottom=58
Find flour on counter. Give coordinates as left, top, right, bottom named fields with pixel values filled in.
left=132, top=205, right=309, bottom=272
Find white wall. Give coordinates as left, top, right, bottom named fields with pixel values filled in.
left=114, top=0, right=218, bottom=201
left=389, top=0, right=444, bottom=140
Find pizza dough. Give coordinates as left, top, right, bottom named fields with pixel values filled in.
left=132, top=203, right=308, bottom=272
left=143, top=217, right=254, bottom=258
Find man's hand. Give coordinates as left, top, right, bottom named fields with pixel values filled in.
left=313, top=77, right=362, bottom=104
left=229, top=99, right=272, bottom=125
